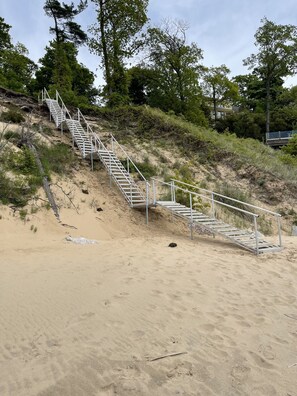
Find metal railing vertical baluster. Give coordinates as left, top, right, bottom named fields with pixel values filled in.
left=254, top=216, right=259, bottom=255
left=146, top=182, right=149, bottom=225
left=277, top=215, right=282, bottom=247
left=211, top=192, right=215, bottom=217
left=152, top=179, right=156, bottom=204
left=190, top=192, right=193, bottom=240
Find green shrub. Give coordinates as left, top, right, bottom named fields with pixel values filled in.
left=9, top=148, right=40, bottom=177
left=38, top=143, right=75, bottom=175
left=4, top=130, right=20, bottom=143
left=0, top=110, right=25, bottom=124
left=0, top=173, right=30, bottom=207
left=19, top=208, right=27, bottom=221
left=281, top=135, right=297, bottom=157
left=121, top=157, right=157, bottom=180
left=0, top=146, right=43, bottom=207
left=215, top=183, right=253, bottom=220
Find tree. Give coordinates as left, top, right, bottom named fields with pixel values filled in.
left=202, top=65, right=239, bottom=123
left=127, top=66, right=150, bottom=105
left=44, top=0, right=87, bottom=45
left=32, top=41, right=98, bottom=104
left=89, top=0, right=149, bottom=106
left=143, top=20, right=207, bottom=126
left=244, top=17, right=297, bottom=134
left=0, top=17, right=13, bottom=52
left=43, top=0, right=88, bottom=93
left=0, top=17, right=36, bottom=93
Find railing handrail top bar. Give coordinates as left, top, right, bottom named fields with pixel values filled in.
left=171, top=178, right=281, bottom=217
left=152, top=178, right=259, bottom=218
left=110, top=133, right=148, bottom=183
left=92, top=134, right=132, bottom=184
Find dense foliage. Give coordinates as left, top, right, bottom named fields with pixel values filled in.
left=0, top=6, right=297, bottom=141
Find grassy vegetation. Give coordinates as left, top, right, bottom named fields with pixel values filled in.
left=0, top=140, right=75, bottom=207
left=37, top=143, right=75, bottom=176
left=85, top=105, right=297, bottom=188
left=0, top=109, right=25, bottom=123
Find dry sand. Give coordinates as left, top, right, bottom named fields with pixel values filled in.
left=0, top=200, right=297, bottom=396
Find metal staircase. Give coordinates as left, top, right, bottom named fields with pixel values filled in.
left=40, top=88, right=149, bottom=218
left=153, top=179, right=283, bottom=255
left=40, top=88, right=283, bottom=255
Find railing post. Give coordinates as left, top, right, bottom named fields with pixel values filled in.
left=111, top=136, right=114, bottom=153
left=83, top=140, right=85, bottom=158
left=109, top=152, right=112, bottom=187
left=171, top=181, right=174, bottom=202
left=78, top=109, right=80, bottom=122
left=254, top=216, right=259, bottom=255
left=60, top=105, right=64, bottom=134
left=190, top=193, right=193, bottom=240
left=152, top=179, right=156, bottom=204
left=56, top=91, right=58, bottom=102
left=277, top=215, right=282, bottom=247
left=146, top=182, right=149, bottom=225
left=130, top=182, right=132, bottom=205
left=91, top=136, right=94, bottom=171
left=49, top=102, right=52, bottom=122
left=172, top=180, right=176, bottom=202
left=211, top=192, right=215, bottom=217
left=127, top=158, right=130, bottom=174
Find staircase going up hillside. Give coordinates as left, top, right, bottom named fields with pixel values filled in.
left=40, top=88, right=150, bottom=220
left=40, top=88, right=283, bottom=255
left=153, top=179, right=283, bottom=255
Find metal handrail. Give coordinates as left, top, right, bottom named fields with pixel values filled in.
left=171, top=179, right=281, bottom=217
left=92, top=134, right=133, bottom=188
left=266, top=130, right=297, bottom=141
left=42, top=88, right=150, bottom=219
left=153, top=179, right=259, bottom=218
left=110, top=134, right=148, bottom=184
left=153, top=178, right=283, bottom=253
left=55, top=90, right=72, bottom=120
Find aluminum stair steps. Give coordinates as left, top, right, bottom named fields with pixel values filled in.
left=156, top=201, right=281, bottom=254
left=45, top=99, right=66, bottom=127
left=97, top=149, right=146, bottom=207
left=43, top=90, right=148, bottom=211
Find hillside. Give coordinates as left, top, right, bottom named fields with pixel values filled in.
left=1, top=88, right=297, bottom=396
left=0, top=88, right=296, bottom=237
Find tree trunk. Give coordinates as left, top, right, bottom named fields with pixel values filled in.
left=99, top=0, right=112, bottom=96
left=213, top=86, right=217, bottom=123
left=266, top=79, right=271, bottom=136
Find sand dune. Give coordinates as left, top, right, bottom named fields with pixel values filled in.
left=0, top=201, right=297, bottom=395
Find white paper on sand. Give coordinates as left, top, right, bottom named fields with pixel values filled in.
left=65, top=236, right=98, bottom=245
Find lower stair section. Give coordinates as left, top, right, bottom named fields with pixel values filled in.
left=157, top=201, right=282, bottom=254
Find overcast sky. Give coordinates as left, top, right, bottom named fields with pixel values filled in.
left=1, top=0, right=297, bottom=88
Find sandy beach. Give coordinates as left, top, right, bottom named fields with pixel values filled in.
left=0, top=198, right=297, bottom=396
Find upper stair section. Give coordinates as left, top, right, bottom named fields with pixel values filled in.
left=44, top=98, right=65, bottom=128
left=40, top=88, right=150, bottom=212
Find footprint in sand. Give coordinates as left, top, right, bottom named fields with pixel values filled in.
left=258, top=344, right=276, bottom=360
left=231, top=364, right=251, bottom=386
left=248, top=350, right=275, bottom=369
